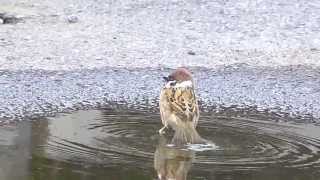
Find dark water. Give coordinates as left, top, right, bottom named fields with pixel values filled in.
left=1, top=108, right=320, bottom=180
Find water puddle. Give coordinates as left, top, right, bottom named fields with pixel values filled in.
left=1, top=108, right=320, bottom=179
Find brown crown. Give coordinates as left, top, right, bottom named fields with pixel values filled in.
left=168, top=68, right=193, bottom=82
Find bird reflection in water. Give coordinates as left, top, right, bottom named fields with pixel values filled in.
left=154, top=135, right=195, bottom=180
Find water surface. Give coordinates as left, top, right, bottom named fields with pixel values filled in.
left=1, top=108, right=320, bottom=180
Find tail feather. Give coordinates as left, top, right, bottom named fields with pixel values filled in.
left=171, top=123, right=204, bottom=146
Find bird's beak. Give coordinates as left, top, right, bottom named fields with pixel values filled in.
left=163, top=76, right=170, bottom=82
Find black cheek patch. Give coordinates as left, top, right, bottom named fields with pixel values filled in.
left=170, top=81, right=177, bottom=86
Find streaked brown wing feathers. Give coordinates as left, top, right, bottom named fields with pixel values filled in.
left=166, top=87, right=198, bottom=121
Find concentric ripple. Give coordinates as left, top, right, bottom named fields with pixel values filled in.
left=30, top=108, right=320, bottom=178
left=196, top=116, right=320, bottom=171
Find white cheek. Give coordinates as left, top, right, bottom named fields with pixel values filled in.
left=164, top=80, right=193, bottom=88
left=174, top=80, right=193, bottom=88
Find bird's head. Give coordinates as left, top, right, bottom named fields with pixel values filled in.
left=163, top=68, right=193, bottom=88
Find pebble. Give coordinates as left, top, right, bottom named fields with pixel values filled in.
left=67, top=15, right=79, bottom=23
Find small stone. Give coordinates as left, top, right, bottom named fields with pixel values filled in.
left=0, top=13, right=21, bottom=24
left=187, top=51, right=196, bottom=55
left=67, top=15, right=79, bottom=23
left=3, top=17, right=19, bottom=24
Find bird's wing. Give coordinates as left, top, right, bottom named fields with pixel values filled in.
left=159, top=89, right=171, bottom=126
left=166, top=87, right=199, bottom=125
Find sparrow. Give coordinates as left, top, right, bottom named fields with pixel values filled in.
left=159, top=68, right=202, bottom=144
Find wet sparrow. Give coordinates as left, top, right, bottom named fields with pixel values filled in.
left=159, top=68, right=202, bottom=144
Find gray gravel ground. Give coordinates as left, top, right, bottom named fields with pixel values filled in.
left=0, top=66, right=319, bottom=122
left=0, top=0, right=320, bottom=122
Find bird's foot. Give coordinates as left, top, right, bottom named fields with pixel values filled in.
left=158, top=126, right=167, bottom=134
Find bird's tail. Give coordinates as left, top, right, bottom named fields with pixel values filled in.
left=171, top=123, right=204, bottom=146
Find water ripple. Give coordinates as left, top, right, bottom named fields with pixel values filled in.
left=32, top=109, right=320, bottom=173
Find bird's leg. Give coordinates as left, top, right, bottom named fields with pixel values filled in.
left=158, top=126, right=167, bottom=134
